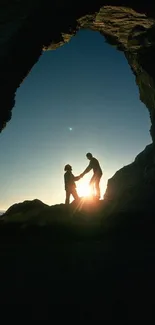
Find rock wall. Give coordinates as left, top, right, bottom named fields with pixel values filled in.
left=104, top=143, right=155, bottom=214
left=0, top=1, right=155, bottom=132
left=1, top=1, right=155, bottom=211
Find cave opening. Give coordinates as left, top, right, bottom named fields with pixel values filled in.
left=0, top=29, right=152, bottom=210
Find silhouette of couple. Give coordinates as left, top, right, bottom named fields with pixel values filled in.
left=64, top=153, right=102, bottom=205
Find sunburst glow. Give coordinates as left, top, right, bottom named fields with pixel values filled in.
left=77, top=180, right=91, bottom=197
left=77, top=177, right=107, bottom=199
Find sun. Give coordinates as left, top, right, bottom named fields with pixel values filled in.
left=77, top=179, right=91, bottom=197
left=77, top=177, right=107, bottom=199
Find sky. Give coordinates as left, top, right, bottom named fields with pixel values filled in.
left=0, top=30, right=151, bottom=211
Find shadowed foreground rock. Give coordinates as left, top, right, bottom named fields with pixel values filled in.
left=0, top=198, right=155, bottom=320
left=2, top=198, right=104, bottom=226
left=104, top=143, right=155, bottom=214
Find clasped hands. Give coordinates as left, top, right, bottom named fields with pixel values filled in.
left=76, top=173, right=84, bottom=181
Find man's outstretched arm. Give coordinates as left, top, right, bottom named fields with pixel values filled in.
left=73, top=175, right=81, bottom=181
left=80, top=162, right=92, bottom=177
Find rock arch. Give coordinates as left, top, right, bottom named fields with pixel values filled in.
left=1, top=1, right=155, bottom=211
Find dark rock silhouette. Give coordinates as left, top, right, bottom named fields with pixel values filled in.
left=0, top=2, right=155, bottom=135
left=2, top=197, right=104, bottom=226
left=104, top=143, right=155, bottom=215
left=1, top=197, right=155, bottom=320
left=5, top=199, right=48, bottom=215
left=3, top=199, right=49, bottom=224
left=0, top=1, right=155, bottom=215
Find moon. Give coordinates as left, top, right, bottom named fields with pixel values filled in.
left=69, top=127, right=73, bottom=131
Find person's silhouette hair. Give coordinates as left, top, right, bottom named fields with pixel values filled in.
left=64, top=164, right=81, bottom=205
left=80, top=153, right=102, bottom=199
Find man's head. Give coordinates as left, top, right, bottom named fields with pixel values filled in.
left=64, top=164, right=72, bottom=171
left=86, top=152, right=93, bottom=160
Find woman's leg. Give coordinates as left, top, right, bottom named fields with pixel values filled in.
left=65, top=190, right=70, bottom=205
left=71, top=188, right=79, bottom=201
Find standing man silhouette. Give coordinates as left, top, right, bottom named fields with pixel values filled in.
left=80, top=153, right=102, bottom=199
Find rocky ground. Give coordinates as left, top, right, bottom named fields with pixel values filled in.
left=0, top=197, right=155, bottom=320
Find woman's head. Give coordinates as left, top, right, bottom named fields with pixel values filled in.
left=64, top=164, right=72, bottom=171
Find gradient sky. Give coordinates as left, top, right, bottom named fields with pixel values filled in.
left=0, top=30, right=151, bottom=210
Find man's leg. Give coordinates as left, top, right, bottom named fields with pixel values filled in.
left=89, top=175, right=95, bottom=197
left=65, top=190, right=70, bottom=205
left=95, top=176, right=101, bottom=199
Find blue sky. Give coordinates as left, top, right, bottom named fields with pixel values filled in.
left=0, top=30, right=151, bottom=210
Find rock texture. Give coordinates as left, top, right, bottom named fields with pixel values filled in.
left=0, top=1, right=155, bottom=132
left=1, top=1, right=155, bottom=212
left=2, top=197, right=104, bottom=226
left=104, top=143, right=155, bottom=214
